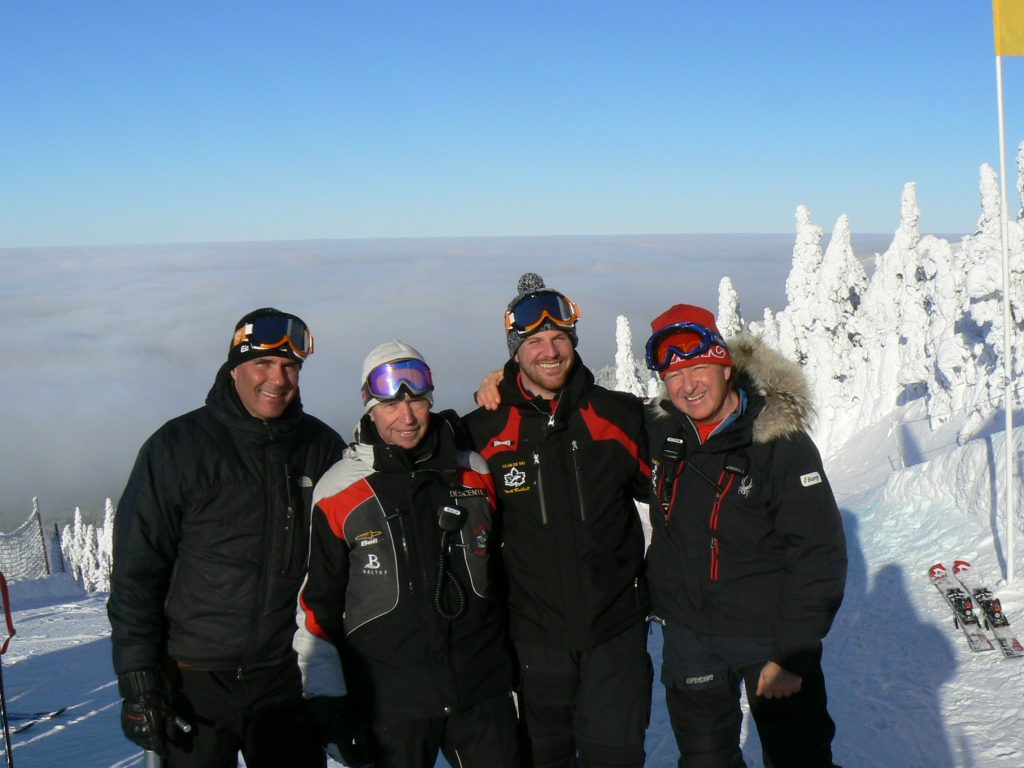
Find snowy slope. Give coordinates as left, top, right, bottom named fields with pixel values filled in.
left=3, top=398, right=1024, bottom=767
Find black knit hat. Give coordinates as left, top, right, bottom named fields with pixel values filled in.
left=227, top=307, right=311, bottom=368
left=505, top=272, right=579, bottom=358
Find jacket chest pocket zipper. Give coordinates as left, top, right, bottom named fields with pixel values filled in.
left=388, top=510, right=415, bottom=595
left=571, top=440, right=587, bottom=522
left=533, top=451, right=549, bottom=526
left=707, top=470, right=738, bottom=581
left=280, top=464, right=297, bottom=575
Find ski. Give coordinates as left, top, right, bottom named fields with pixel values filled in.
left=928, top=563, right=994, bottom=652
left=9, top=707, right=67, bottom=734
left=6, top=707, right=67, bottom=722
left=953, top=560, right=1024, bottom=659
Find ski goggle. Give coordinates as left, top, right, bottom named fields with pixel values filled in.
left=505, top=290, right=582, bottom=336
left=362, top=358, right=434, bottom=404
left=645, top=322, right=727, bottom=372
left=231, top=315, right=314, bottom=360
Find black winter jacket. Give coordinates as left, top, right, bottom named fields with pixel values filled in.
left=107, top=362, right=346, bottom=675
left=645, top=337, right=847, bottom=676
left=463, top=356, right=650, bottom=651
left=294, top=412, right=516, bottom=723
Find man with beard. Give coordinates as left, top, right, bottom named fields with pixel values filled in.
left=463, top=274, right=652, bottom=768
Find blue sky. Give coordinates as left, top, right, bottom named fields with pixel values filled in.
left=3, top=1, right=1023, bottom=246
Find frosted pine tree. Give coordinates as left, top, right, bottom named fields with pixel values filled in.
left=775, top=205, right=823, bottom=365
left=918, top=233, right=968, bottom=428
left=892, top=183, right=931, bottom=395
left=61, top=508, right=87, bottom=586
left=845, top=186, right=930, bottom=431
left=717, top=277, right=743, bottom=339
left=958, top=163, right=1022, bottom=440
left=613, top=315, right=646, bottom=397
left=99, top=498, right=114, bottom=589
left=748, top=307, right=780, bottom=350
left=805, top=214, right=867, bottom=449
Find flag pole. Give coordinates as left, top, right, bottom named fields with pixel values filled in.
left=995, top=52, right=1016, bottom=583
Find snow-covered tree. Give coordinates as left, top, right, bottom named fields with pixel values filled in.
left=804, top=214, right=868, bottom=447
left=59, top=502, right=114, bottom=592
left=717, top=277, right=743, bottom=338
left=613, top=315, right=646, bottom=397
left=775, top=205, right=824, bottom=365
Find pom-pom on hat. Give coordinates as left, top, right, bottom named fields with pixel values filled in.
left=505, top=272, right=580, bottom=358
left=647, top=304, right=732, bottom=377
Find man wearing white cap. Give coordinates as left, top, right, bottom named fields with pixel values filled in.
left=294, top=341, right=519, bottom=768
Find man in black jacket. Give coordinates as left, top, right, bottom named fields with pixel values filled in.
left=644, top=303, right=846, bottom=768
left=107, top=307, right=346, bottom=768
left=464, top=274, right=652, bottom=768
left=294, top=340, right=518, bottom=768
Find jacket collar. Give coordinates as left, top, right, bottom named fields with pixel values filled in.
left=499, top=352, right=595, bottom=423
left=205, top=361, right=304, bottom=442
left=355, top=410, right=461, bottom=476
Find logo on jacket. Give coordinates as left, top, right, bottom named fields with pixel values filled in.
left=504, top=466, right=527, bottom=489
left=471, top=524, right=490, bottom=557
left=800, top=471, right=822, bottom=487
left=354, top=528, right=382, bottom=548
left=737, top=475, right=754, bottom=498
left=298, top=476, right=313, bottom=488
left=450, top=488, right=487, bottom=499
left=492, top=439, right=515, bottom=448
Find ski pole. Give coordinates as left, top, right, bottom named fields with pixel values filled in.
left=0, top=661, right=13, bottom=768
left=0, top=571, right=16, bottom=768
left=143, top=714, right=190, bottom=768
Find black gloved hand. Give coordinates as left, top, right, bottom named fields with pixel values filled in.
left=117, top=669, right=176, bottom=756
left=305, top=695, right=375, bottom=768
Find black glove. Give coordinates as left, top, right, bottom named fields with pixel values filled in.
left=117, top=669, right=176, bottom=756
left=305, top=695, right=375, bottom=768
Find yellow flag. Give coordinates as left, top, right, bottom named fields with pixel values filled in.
left=995, top=0, right=1024, bottom=55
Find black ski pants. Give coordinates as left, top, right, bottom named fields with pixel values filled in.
left=665, top=644, right=838, bottom=768
left=166, top=657, right=324, bottom=768
left=515, top=621, right=652, bottom=768
left=368, top=690, right=520, bottom=768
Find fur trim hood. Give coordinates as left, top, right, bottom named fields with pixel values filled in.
left=652, top=334, right=814, bottom=444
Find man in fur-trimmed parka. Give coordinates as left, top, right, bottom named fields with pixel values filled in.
left=644, top=304, right=846, bottom=768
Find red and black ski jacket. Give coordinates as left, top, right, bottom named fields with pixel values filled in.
left=645, top=337, right=847, bottom=676
left=463, top=356, right=651, bottom=651
left=295, top=412, right=516, bottom=723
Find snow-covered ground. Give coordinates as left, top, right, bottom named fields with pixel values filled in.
left=3, top=391, right=1023, bottom=767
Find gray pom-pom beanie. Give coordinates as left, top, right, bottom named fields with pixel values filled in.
left=505, top=272, right=579, bottom=358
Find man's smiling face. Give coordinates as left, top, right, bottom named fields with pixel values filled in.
left=231, top=356, right=300, bottom=420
